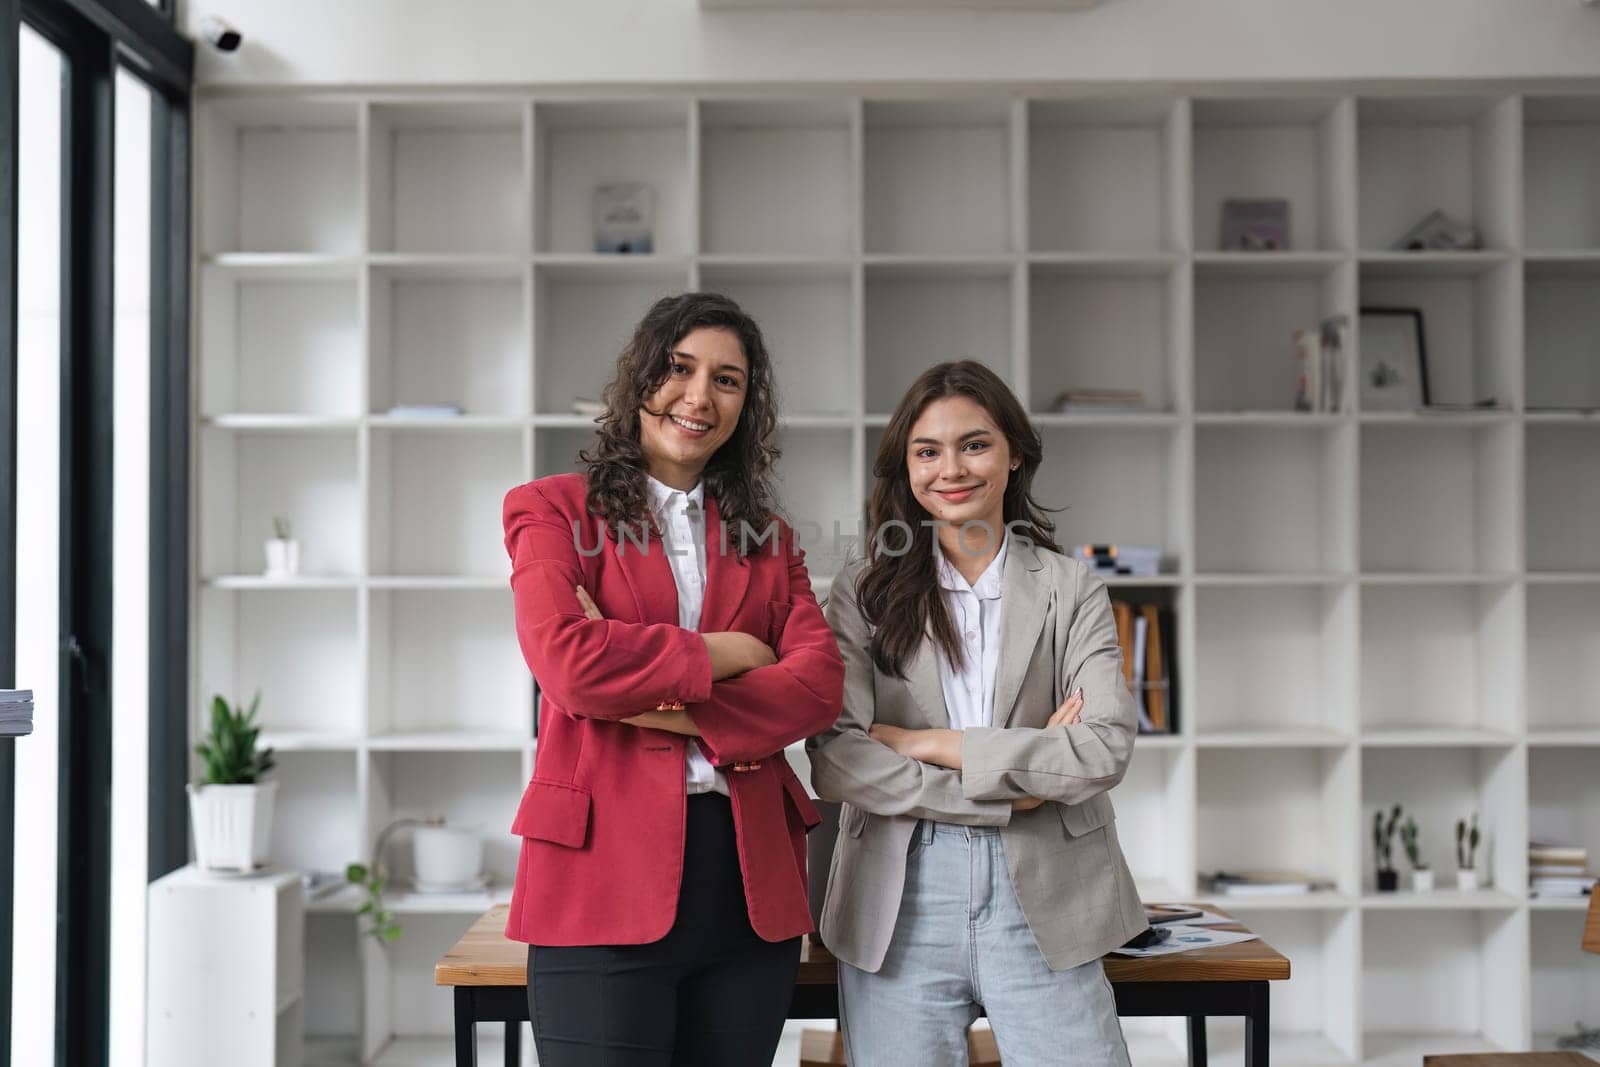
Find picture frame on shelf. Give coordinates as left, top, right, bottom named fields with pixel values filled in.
left=593, top=182, right=656, bottom=254
left=1220, top=197, right=1289, bottom=252
left=1358, top=307, right=1430, bottom=411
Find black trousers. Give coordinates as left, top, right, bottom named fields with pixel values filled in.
left=528, top=793, right=802, bottom=1066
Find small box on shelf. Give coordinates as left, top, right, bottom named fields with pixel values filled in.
left=536, top=99, right=691, bottom=256
left=1192, top=97, right=1353, bottom=254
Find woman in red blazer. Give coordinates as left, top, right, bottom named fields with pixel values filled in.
left=503, top=292, right=845, bottom=1065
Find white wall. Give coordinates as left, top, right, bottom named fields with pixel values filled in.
left=182, top=0, right=1600, bottom=88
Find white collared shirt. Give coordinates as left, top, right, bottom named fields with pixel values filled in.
left=933, top=534, right=1008, bottom=731
left=645, top=474, right=728, bottom=796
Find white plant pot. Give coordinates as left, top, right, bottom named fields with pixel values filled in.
left=413, top=824, right=484, bottom=889
left=1411, top=868, right=1435, bottom=892
left=1456, top=867, right=1479, bottom=892
left=188, top=780, right=277, bottom=872
left=263, top=538, right=300, bottom=578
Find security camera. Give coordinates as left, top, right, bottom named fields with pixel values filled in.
left=199, top=16, right=242, bottom=52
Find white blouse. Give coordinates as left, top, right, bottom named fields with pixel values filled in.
left=645, top=474, right=728, bottom=797
left=933, top=534, right=1008, bottom=732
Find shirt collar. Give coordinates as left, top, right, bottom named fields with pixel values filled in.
left=935, top=531, right=1008, bottom=600
left=645, top=473, right=704, bottom=515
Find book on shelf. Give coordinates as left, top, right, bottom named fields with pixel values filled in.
left=1530, top=875, right=1595, bottom=898
left=1205, top=869, right=1331, bottom=895
left=1072, top=543, right=1160, bottom=578
left=0, top=690, right=33, bottom=738
left=1528, top=841, right=1589, bottom=866
left=1110, top=598, right=1177, bottom=735
left=1049, top=388, right=1147, bottom=415
left=386, top=403, right=461, bottom=419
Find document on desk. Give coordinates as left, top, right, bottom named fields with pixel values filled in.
left=1111, top=923, right=1259, bottom=958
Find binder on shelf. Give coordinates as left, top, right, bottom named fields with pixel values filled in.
left=1108, top=601, right=1177, bottom=735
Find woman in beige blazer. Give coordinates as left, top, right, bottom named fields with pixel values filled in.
left=808, top=360, right=1146, bottom=1065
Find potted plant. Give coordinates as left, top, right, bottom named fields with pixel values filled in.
left=264, top=515, right=299, bottom=578
left=1455, top=812, right=1482, bottom=891
left=188, top=693, right=277, bottom=872
left=1401, top=815, right=1433, bottom=891
left=346, top=816, right=446, bottom=945
left=1373, top=804, right=1401, bottom=891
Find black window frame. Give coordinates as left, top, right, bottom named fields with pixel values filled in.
left=2, top=1, right=190, bottom=1063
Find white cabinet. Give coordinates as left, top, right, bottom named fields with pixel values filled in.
left=147, top=866, right=304, bottom=1067
left=192, top=85, right=1600, bottom=1065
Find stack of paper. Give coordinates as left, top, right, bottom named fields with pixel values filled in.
left=1204, top=869, right=1332, bottom=896
left=1529, top=840, right=1595, bottom=898
left=0, top=690, right=34, bottom=738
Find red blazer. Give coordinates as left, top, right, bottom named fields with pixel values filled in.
left=502, top=473, right=845, bottom=946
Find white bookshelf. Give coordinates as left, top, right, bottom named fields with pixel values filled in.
left=193, top=87, right=1600, bottom=1065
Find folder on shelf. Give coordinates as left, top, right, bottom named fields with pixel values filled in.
left=1112, top=601, right=1135, bottom=692
left=1142, top=604, right=1167, bottom=733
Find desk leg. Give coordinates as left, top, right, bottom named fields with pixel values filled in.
left=1186, top=1015, right=1207, bottom=1067
left=1244, top=981, right=1269, bottom=1067
left=505, top=1019, right=520, bottom=1067
left=454, top=987, right=478, bottom=1067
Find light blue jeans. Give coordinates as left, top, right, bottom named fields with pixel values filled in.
left=838, top=821, right=1132, bottom=1066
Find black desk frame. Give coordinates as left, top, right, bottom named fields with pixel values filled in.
left=453, top=979, right=1271, bottom=1067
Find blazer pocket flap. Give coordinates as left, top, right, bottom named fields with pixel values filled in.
left=510, top=779, right=592, bottom=848
left=766, top=599, right=794, bottom=646
left=841, top=801, right=868, bottom=838
left=781, top=771, right=823, bottom=830
left=1057, top=793, right=1114, bottom=837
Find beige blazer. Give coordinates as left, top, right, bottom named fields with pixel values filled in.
left=807, top=538, right=1147, bottom=973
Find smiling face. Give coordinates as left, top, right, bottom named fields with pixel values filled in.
left=906, top=394, right=1017, bottom=558
left=637, top=326, right=749, bottom=490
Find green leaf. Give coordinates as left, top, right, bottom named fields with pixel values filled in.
left=380, top=924, right=403, bottom=942
left=346, top=862, right=368, bottom=883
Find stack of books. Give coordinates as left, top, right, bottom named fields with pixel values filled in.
left=1528, top=840, right=1595, bottom=898
left=1203, top=869, right=1332, bottom=896
left=1, top=690, right=34, bottom=737
left=1050, top=389, right=1146, bottom=414
left=1073, top=543, right=1160, bottom=578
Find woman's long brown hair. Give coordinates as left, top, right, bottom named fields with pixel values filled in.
left=857, top=360, right=1060, bottom=677
left=579, top=292, right=781, bottom=554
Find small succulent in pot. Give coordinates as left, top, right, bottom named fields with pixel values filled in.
left=1373, top=804, right=1402, bottom=892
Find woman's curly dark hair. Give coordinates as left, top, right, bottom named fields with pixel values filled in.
left=579, top=292, right=781, bottom=554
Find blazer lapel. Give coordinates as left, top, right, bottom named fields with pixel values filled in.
left=903, top=637, right=951, bottom=730
left=612, top=512, right=681, bottom=628
left=992, top=539, right=1050, bottom=729
left=698, top=495, right=750, bottom=634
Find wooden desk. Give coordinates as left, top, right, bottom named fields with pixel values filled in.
left=438, top=904, right=1289, bottom=1067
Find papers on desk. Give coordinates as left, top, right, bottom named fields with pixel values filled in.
left=0, top=690, right=33, bottom=738
left=1112, top=923, right=1259, bottom=958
